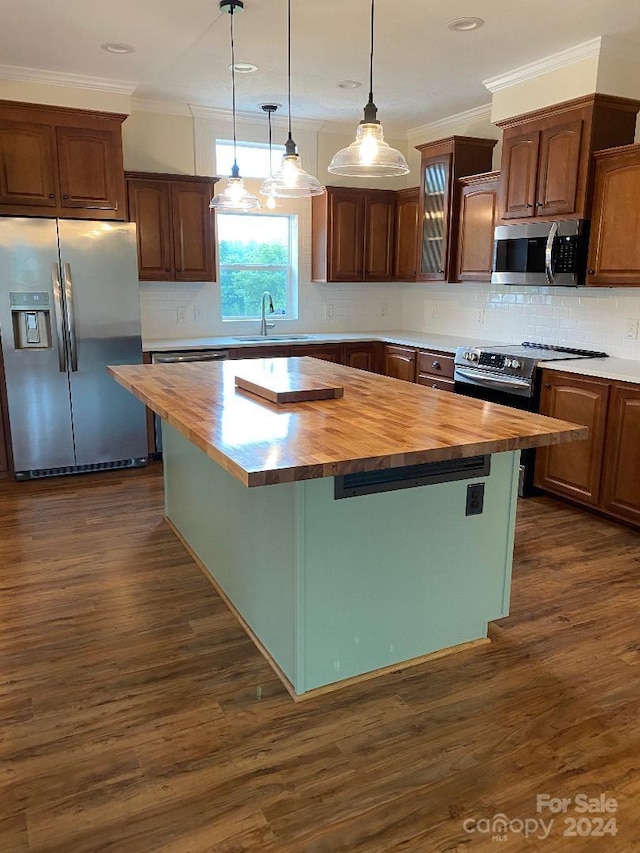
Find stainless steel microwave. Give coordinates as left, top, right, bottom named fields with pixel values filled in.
left=491, top=220, right=590, bottom=286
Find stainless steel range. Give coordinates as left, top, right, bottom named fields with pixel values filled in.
left=454, top=342, right=608, bottom=494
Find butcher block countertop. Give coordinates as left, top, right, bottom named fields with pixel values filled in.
left=109, top=357, right=587, bottom=488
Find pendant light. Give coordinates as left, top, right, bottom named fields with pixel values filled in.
left=328, top=0, right=409, bottom=177
left=210, top=0, right=261, bottom=212
left=259, top=0, right=324, bottom=199
left=260, top=103, right=279, bottom=209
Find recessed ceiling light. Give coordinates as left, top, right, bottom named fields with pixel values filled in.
left=447, top=17, right=484, bottom=32
left=336, top=80, right=362, bottom=89
left=101, top=42, right=135, bottom=54
left=229, top=62, right=258, bottom=74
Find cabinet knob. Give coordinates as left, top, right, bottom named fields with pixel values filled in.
left=165, top=268, right=171, bottom=273
left=432, top=360, right=440, bottom=370
left=545, top=383, right=551, bottom=389
left=587, top=269, right=595, bottom=275
left=48, top=193, right=55, bottom=199
left=526, top=203, right=534, bottom=209
left=438, top=269, right=444, bottom=274
left=176, top=267, right=182, bottom=272
left=62, top=194, right=69, bottom=199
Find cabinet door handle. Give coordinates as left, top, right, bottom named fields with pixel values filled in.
left=176, top=267, right=182, bottom=272
left=62, top=194, right=69, bottom=199
left=48, top=193, right=55, bottom=199
left=587, top=269, right=595, bottom=275
left=165, top=268, right=171, bottom=272
left=432, top=360, right=440, bottom=370
left=526, top=203, right=534, bottom=208
left=545, top=383, right=551, bottom=388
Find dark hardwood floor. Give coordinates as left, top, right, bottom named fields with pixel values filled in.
left=1, top=464, right=639, bottom=852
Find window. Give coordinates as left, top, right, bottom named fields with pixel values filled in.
left=216, top=140, right=285, bottom=179
left=217, top=213, right=298, bottom=320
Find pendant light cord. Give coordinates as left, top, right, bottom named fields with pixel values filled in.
left=286, top=0, right=293, bottom=145
left=369, top=0, right=374, bottom=104
left=230, top=3, right=239, bottom=173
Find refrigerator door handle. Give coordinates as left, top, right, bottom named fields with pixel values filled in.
left=51, top=263, right=67, bottom=373
left=62, top=262, right=78, bottom=372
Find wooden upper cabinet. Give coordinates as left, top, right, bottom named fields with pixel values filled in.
left=534, top=371, right=610, bottom=507
left=393, top=187, right=419, bottom=280
left=364, top=192, right=395, bottom=280
left=171, top=181, right=214, bottom=281
left=497, top=94, right=640, bottom=224
left=0, top=120, right=57, bottom=207
left=127, top=180, right=173, bottom=280
left=126, top=173, right=218, bottom=282
left=455, top=172, right=499, bottom=282
left=601, top=382, right=640, bottom=526
left=0, top=100, right=127, bottom=219
left=415, top=136, right=497, bottom=282
left=56, top=126, right=121, bottom=210
left=586, top=144, right=640, bottom=287
left=500, top=131, right=540, bottom=219
left=329, top=190, right=364, bottom=281
left=311, top=186, right=394, bottom=282
left=536, top=120, right=582, bottom=217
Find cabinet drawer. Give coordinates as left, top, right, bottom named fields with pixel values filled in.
left=417, top=351, right=455, bottom=379
left=416, top=376, right=455, bottom=392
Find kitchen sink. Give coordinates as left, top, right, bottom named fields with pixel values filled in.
left=233, top=335, right=313, bottom=342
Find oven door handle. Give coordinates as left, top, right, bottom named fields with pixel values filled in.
left=456, top=368, right=532, bottom=390
left=545, top=221, right=558, bottom=285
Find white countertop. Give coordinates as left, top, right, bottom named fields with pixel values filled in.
left=143, top=329, right=503, bottom=354
left=143, top=330, right=640, bottom=384
left=542, top=357, right=640, bottom=384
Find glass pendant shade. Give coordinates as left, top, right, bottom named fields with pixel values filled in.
left=210, top=174, right=261, bottom=211
left=261, top=149, right=325, bottom=199
left=329, top=0, right=409, bottom=179
left=210, top=0, right=261, bottom=213
left=328, top=121, right=409, bottom=177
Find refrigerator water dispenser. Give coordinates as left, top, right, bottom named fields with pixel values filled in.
left=10, top=292, right=52, bottom=349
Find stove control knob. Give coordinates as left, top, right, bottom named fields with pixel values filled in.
left=467, top=351, right=479, bottom=362
left=511, top=359, right=522, bottom=369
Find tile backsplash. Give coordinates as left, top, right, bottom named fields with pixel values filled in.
left=401, top=283, right=640, bottom=359
left=140, top=278, right=640, bottom=361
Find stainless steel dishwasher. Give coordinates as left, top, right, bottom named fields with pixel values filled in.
left=150, top=349, right=230, bottom=452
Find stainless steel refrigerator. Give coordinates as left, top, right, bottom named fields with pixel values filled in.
left=0, top=217, right=147, bottom=479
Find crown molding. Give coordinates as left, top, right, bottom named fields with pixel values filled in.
left=189, top=103, right=325, bottom=131
left=0, top=64, right=137, bottom=95
left=483, top=37, right=602, bottom=93
left=131, top=97, right=191, bottom=116
left=407, top=103, right=493, bottom=144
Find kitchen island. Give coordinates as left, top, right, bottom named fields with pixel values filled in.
left=110, top=357, right=586, bottom=699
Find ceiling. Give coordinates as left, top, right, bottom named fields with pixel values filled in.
left=1, top=0, right=640, bottom=133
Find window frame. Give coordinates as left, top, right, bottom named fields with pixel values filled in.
left=217, top=212, right=299, bottom=321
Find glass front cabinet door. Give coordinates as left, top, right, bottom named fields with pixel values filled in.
left=419, top=155, right=451, bottom=280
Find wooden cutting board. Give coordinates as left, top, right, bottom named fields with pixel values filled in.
left=234, top=358, right=344, bottom=404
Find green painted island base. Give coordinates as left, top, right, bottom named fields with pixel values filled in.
left=162, top=422, right=520, bottom=699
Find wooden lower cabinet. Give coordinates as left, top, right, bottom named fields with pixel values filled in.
left=343, top=343, right=377, bottom=373
left=384, top=345, right=416, bottom=383
left=535, top=369, right=640, bottom=528
left=415, top=349, right=455, bottom=391
left=0, top=340, right=12, bottom=477
left=601, top=383, right=640, bottom=525
left=534, top=372, right=609, bottom=505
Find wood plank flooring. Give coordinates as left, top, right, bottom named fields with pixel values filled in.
left=0, top=464, right=639, bottom=852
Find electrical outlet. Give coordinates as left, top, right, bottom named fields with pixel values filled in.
left=324, top=303, right=334, bottom=320
left=625, top=318, right=639, bottom=340
left=466, top=483, right=485, bottom=516
left=379, top=302, right=388, bottom=317
left=176, top=305, right=188, bottom=326
left=193, top=305, right=205, bottom=325
left=475, top=308, right=485, bottom=326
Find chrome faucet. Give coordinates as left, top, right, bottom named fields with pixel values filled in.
left=260, top=290, right=275, bottom=336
